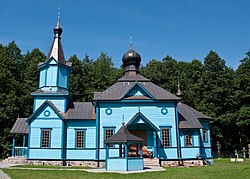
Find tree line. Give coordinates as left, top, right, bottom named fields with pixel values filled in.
left=0, top=41, right=249, bottom=157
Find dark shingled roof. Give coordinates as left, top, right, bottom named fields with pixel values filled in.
left=10, top=118, right=28, bottom=134
left=117, top=74, right=151, bottom=82
left=93, top=74, right=178, bottom=100
left=105, top=123, right=144, bottom=144
left=178, top=102, right=211, bottom=129
left=31, top=89, right=69, bottom=95
left=65, top=102, right=95, bottom=120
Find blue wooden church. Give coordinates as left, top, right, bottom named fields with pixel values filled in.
left=10, top=18, right=213, bottom=169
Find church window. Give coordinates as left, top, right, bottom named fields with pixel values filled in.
left=104, top=128, right=115, bottom=147
left=41, top=129, right=51, bottom=148
left=185, top=135, right=193, bottom=147
left=161, top=128, right=171, bottom=147
left=76, top=130, right=85, bottom=148
left=203, top=130, right=208, bottom=142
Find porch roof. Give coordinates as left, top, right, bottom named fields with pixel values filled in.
left=104, top=123, right=144, bottom=144
left=127, top=112, right=160, bottom=131
left=10, top=118, right=28, bottom=134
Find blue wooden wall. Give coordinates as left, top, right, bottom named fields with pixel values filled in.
left=66, top=120, right=96, bottom=160
left=28, top=105, right=63, bottom=160
left=97, top=101, right=178, bottom=160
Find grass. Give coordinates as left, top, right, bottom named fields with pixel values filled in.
left=2, top=159, right=250, bottom=179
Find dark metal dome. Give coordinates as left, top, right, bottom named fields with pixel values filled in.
left=176, top=89, right=183, bottom=98
left=122, top=48, right=141, bottom=69
left=53, top=20, right=63, bottom=38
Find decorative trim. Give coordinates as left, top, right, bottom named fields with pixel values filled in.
left=161, top=107, right=168, bottom=115
left=105, top=108, right=112, bottom=115
left=44, top=110, right=50, bottom=117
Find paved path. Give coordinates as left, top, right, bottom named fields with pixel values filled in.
left=0, top=161, right=165, bottom=175
left=85, top=166, right=165, bottom=174
left=0, top=162, right=20, bottom=179
left=0, top=169, right=11, bottom=179
left=0, top=163, right=18, bottom=169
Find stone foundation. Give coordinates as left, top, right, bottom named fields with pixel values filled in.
left=3, top=157, right=204, bottom=168
left=161, top=159, right=204, bottom=167
left=66, top=161, right=105, bottom=168
left=2, top=157, right=105, bottom=168
left=27, top=160, right=63, bottom=166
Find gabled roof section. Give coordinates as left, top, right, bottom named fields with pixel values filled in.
left=65, top=102, right=95, bottom=120
left=38, top=57, right=72, bottom=68
left=26, top=100, right=65, bottom=123
left=127, top=112, right=160, bottom=131
left=105, top=123, right=144, bottom=144
left=117, top=74, right=151, bottom=82
left=93, top=74, right=178, bottom=101
left=10, top=118, right=28, bottom=134
left=178, top=102, right=211, bottom=129
left=31, top=89, right=69, bottom=96
left=120, top=82, right=155, bottom=100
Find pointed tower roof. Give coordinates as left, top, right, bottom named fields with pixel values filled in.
left=46, top=10, right=66, bottom=64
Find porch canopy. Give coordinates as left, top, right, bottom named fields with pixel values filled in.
left=10, top=118, right=28, bottom=157
left=104, top=123, right=144, bottom=171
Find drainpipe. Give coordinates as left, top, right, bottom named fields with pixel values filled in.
left=63, top=120, right=67, bottom=166
left=22, top=134, right=26, bottom=156
left=175, top=103, right=182, bottom=164
left=95, top=101, right=100, bottom=167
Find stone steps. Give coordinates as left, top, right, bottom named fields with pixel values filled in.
left=2, top=157, right=28, bottom=164
left=143, top=158, right=160, bottom=167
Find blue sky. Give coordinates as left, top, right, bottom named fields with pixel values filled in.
left=1, top=0, right=250, bottom=69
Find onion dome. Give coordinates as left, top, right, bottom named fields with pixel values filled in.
left=122, top=34, right=141, bottom=75
left=53, top=20, right=63, bottom=38
left=122, top=47, right=141, bottom=69
left=176, top=78, right=183, bottom=100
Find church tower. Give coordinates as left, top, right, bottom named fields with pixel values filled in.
left=31, top=17, right=72, bottom=112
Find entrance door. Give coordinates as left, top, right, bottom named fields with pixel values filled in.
left=130, top=130, right=147, bottom=146
left=129, top=130, right=152, bottom=158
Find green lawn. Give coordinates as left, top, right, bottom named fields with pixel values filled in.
left=2, top=159, right=250, bottom=179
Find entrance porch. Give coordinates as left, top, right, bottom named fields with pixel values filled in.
left=126, top=112, right=160, bottom=158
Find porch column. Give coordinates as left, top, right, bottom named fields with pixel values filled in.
left=12, top=134, right=16, bottom=157
left=124, top=144, right=128, bottom=158
left=106, top=144, right=109, bottom=158
left=22, top=134, right=26, bottom=156
left=106, top=144, right=109, bottom=170
left=136, top=144, right=139, bottom=157
left=119, top=144, right=122, bottom=157
left=153, top=131, right=157, bottom=158
left=140, top=144, right=143, bottom=158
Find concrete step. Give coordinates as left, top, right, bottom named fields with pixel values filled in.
left=143, top=158, right=160, bottom=167
left=2, top=157, right=27, bottom=164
